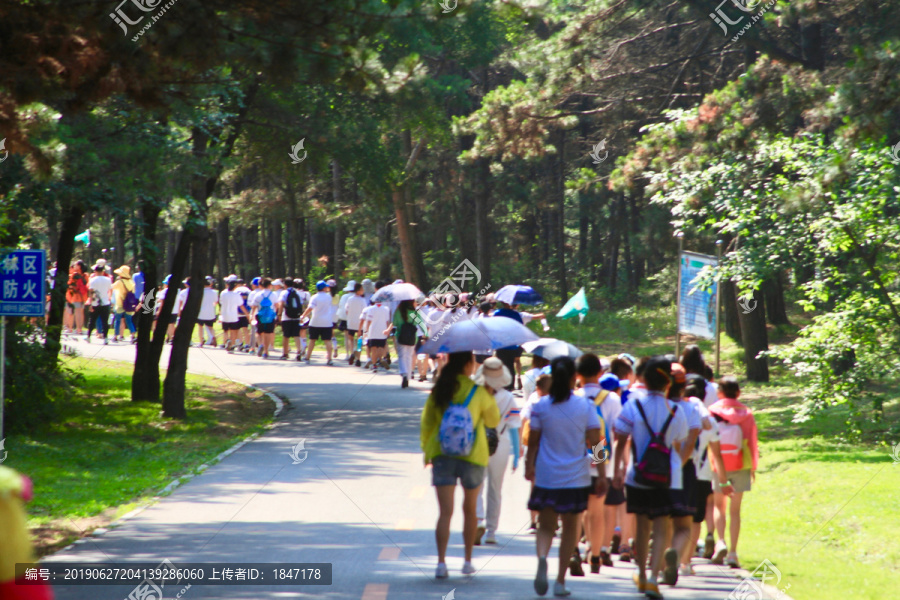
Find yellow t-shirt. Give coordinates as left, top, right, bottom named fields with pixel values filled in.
left=420, top=375, right=501, bottom=467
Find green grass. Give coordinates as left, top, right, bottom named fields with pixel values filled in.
left=545, top=304, right=900, bottom=600
left=7, top=357, right=274, bottom=554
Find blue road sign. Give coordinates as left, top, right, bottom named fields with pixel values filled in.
left=0, top=249, right=47, bottom=317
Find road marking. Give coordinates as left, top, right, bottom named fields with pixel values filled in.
left=395, top=518, right=415, bottom=530
left=409, top=486, right=427, bottom=499
left=378, top=547, right=401, bottom=560
left=361, top=583, right=389, bottom=600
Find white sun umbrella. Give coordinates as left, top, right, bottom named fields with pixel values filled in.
left=418, top=316, right=540, bottom=355
left=521, top=337, right=583, bottom=361
left=370, top=282, right=423, bottom=303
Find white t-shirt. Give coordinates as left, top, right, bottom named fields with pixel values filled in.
left=307, top=291, right=335, bottom=327
left=494, top=388, right=522, bottom=432
left=198, top=287, right=219, bottom=321
left=614, top=392, right=689, bottom=490
left=88, top=275, right=112, bottom=306
left=345, top=295, right=367, bottom=330
left=364, top=304, right=392, bottom=340
left=219, top=289, right=242, bottom=323
left=278, top=288, right=304, bottom=322
left=703, top=381, right=719, bottom=408
left=578, top=384, right=622, bottom=478
left=336, top=292, right=353, bottom=320
left=694, top=402, right=720, bottom=481
left=251, top=289, right=276, bottom=308
left=522, top=367, right=543, bottom=405
left=529, top=393, right=601, bottom=489
left=176, top=288, right=190, bottom=315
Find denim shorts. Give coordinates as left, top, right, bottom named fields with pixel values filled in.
left=431, top=456, right=486, bottom=489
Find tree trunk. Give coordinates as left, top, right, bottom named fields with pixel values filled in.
left=332, top=160, right=345, bottom=276
left=217, top=218, right=230, bottom=279
left=475, top=158, right=491, bottom=285
left=722, top=279, right=743, bottom=343
left=737, top=288, right=769, bottom=382
left=554, top=131, right=568, bottom=299
left=762, top=272, right=790, bottom=325
left=392, top=187, right=418, bottom=285
left=45, top=205, right=84, bottom=356
left=132, top=197, right=164, bottom=402
left=800, top=19, right=824, bottom=71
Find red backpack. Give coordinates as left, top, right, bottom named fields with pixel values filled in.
left=632, top=401, right=678, bottom=488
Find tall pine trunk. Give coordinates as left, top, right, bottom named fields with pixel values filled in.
left=45, top=205, right=84, bottom=357
left=737, top=288, right=769, bottom=382
left=132, top=198, right=163, bottom=402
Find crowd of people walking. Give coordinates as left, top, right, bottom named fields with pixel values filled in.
left=55, top=258, right=759, bottom=599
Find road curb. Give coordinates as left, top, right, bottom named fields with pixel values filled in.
left=51, top=381, right=285, bottom=555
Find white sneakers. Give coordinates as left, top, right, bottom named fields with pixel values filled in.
left=462, top=561, right=475, bottom=575
left=435, top=563, right=448, bottom=579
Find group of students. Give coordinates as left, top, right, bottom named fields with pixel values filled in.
left=420, top=344, right=759, bottom=599
left=60, top=259, right=144, bottom=344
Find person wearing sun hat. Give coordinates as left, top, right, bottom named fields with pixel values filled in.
left=472, top=357, right=521, bottom=546
left=0, top=466, right=54, bottom=600
left=110, top=265, right=137, bottom=343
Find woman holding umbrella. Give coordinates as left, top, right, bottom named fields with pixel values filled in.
left=421, top=351, right=501, bottom=579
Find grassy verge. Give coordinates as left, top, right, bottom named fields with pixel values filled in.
left=546, top=304, right=900, bottom=600
left=7, top=357, right=275, bottom=556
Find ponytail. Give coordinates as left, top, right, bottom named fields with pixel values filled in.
left=549, top=356, right=576, bottom=404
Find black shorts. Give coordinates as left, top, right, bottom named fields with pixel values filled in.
left=590, top=476, right=605, bottom=498
left=281, top=320, right=301, bottom=338
left=309, top=326, right=333, bottom=341
left=237, top=316, right=249, bottom=328
left=197, top=319, right=215, bottom=327
left=337, top=320, right=347, bottom=332
left=256, top=321, right=276, bottom=334
left=605, top=477, right=626, bottom=505
left=346, top=328, right=358, bottom=336
left=368, top=338, right=387, bottom=348
left=625, top=484, right=672, bottom=519
left=222, top=321, right=240, bottom=331
left=693, top=480, right=713, bottom=523
left=167, top=314, right=178, bottom=324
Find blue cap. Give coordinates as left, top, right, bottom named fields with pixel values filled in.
left=251, top=277, right=261, bottom=286
left=619, top=379, right=630, bottom=390
left=316, top=280, right=327, bottom=291
left=540, top=365, right=552, bottom=375
left=599, top=373, right=620, bottom=391
left=163, top=274, right=171, bottom=285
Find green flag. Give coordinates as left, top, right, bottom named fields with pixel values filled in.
left=557, top=287, right=589, bottom=322
left=74, top=229, right=90, bottom=247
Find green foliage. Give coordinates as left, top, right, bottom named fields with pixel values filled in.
left=4, top=321, right=77, bottom=433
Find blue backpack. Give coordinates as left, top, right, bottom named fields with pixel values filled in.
left=439, top=385, right=478, bottom=457
left=258, top=292, right=276, bottom=324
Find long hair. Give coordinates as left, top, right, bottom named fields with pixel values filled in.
left=432, top=351, right=473, bottom=411
left=549, top=356, right=576, bottom=404
left=680, top=344, right=707, bottom=375
left=398, top=299, right=415, bottom=323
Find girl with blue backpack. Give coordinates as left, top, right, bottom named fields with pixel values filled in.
left=420, top=351, right=500, bottom=580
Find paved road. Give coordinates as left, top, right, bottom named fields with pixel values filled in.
left=46, top=338, right=761, bottom=600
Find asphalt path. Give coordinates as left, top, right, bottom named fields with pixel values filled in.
left=44, top=337, right=770, bottom=600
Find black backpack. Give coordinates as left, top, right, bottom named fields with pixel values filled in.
left=632, top=401, right=678, bottom=489
left=284, top=289, right=303, bottom=319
